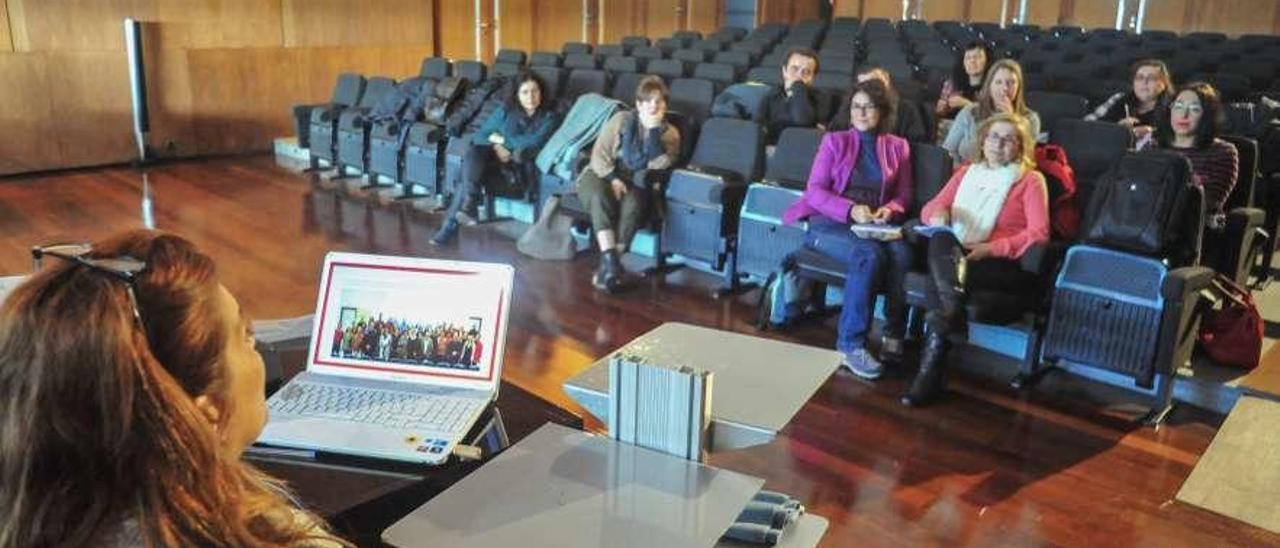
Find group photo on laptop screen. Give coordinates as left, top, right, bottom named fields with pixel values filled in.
left=309, top=255, right=509, bottom=383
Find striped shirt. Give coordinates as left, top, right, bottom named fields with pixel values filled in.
left=1172, top=138, right=1239, bottom=217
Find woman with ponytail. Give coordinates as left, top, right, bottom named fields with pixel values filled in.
left=0, top=230, right=346, bottom=547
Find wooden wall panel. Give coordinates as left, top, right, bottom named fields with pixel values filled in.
left=1142, top=0, right=1189, bottom=32
left=967, top=0, right=1008, bottom=24
left=185, top=46, right=429, bottom=155
left=1, top=0, right=12, bottom=52
left=688, top=0, right=721, bottom=34
left=437, top=0, right=476, bottom=60
left=862, top=0, right=904, bottom=20
left=46, top=51, right=135, bottom=166
left=922, top=1, right=966, bottom=23
left=647, top=0, right=680, bottom=38
left=832, top=0, right=860, bottom=17
left=600, top=0, right=643, bottom=43
left=0, top=53, right=59, bottom=173
left=1189, top=0, right=1277, bottom=35
left=281, top=0, right=432, bottom=48
left=1024, top=0, right=1060, bottom=26
left=535, top=0, right=583, bottom=51
left=7, top=0, right=285, bottom=52
left=1068, top=0, right=1121, bottom=29
left=498, top=0, right=535, bottom=53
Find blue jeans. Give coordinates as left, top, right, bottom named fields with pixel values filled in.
left=806, top=218, right=911, bottom=352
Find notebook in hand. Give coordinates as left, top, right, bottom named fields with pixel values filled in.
left=256, top=252, right=514, bottom=465
left=849, top=223, right=903, bottom=241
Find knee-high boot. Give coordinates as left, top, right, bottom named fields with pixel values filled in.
left=901, top=310, right=950, bottom=407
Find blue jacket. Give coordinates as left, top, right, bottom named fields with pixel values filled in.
left=469, top=105, right=559, bottom=159
left=536, top=93, right=626, bottom=180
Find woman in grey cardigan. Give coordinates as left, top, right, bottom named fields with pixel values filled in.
left=942, top=59, right=1041, bottom=163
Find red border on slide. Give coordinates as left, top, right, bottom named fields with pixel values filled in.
left=311, top=261, right=504, bottom=382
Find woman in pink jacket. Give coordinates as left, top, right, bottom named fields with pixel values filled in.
left=783, top=80, right=913, bottom=380
left=903, top=112, right=1050, bottom=407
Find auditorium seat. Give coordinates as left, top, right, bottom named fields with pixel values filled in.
left=631, top=46, right=665, bottom=62
left=668, top=77, right=715, bottom=129
left=1049, top=119, right=1132, bottom=211
left=529, top=52, right=562, bottom=67
left=560, top=69, right=609, bottom=109
left=647, top=59, right=687, bottom=81
left=563, top=53, right=600, bottom=71
left=596, top=44, right=626, bottom=58
left=692, top=63, right=736, bottom=94
left=736, top=127, right=823, bottom=284
left=713, top=50, right=753, bottom=74
left=562, top=42, right=592, bottom=55
left=603, top=56, right=642, bottom=74
left=746, top=67, right=782, bottom=87
left=419, top=57, right=451, bottom=80
left=1026, top=91, right=1089, bottom=137
left=609, top=72, right=646, bottom=104
left=622, top=36, right=651, bottom=51
left=529, top=66, right=566, bottom=104
left=658, top=117, right=766, bottom=292
left=334, top=77, right=397, bottom=176
left=299, top=72, right=365, bottom=152
left=454, top=61, right=487, bottom=83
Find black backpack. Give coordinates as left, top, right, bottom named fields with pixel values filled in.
left=1083, top=150, right=1201, bottom=263
left=445, top=76, right=511, bottom=137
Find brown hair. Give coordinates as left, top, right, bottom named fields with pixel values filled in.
left=849, top=79, right=896, bottom=135
left=974, top=59, right=1031, bottom=121
left=634, top=74, right=669, bottom=104
left=0, top=230, right=343, bottom=547
left=972, top=112, right=1037, bottom=173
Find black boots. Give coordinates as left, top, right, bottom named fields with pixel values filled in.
left=592, top=250, right=624, bottom=293
left=901, top=312, right=950, bottom=407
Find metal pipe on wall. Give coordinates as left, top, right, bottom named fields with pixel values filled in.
left=124, top=18, right=149, bottom=162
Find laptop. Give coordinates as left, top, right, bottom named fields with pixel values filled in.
left=256, top=252, right=514, bottom=465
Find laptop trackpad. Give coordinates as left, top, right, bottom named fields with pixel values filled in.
left=259, top=417, right=454, bottom=464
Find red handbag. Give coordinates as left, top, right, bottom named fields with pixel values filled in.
left=1197, top=274, right=1263, bottom=369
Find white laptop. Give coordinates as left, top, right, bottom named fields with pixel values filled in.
left=256, top=252, right=514, bottom=465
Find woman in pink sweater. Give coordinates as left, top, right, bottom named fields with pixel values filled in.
left=903, top=113, right=1050, bottom=407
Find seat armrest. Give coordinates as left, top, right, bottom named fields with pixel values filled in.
left=1162, top=265, right=1215, bottom=301
left=901, top=218, right=924, bottom=245
left=1228, top=206, right=1266, bottom=227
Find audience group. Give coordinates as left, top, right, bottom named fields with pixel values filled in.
left=0, top=24, right=1251, bottom=547
left=332, top=316, right=483, bottom=368
left=421, top=40, right=1241, bottom=405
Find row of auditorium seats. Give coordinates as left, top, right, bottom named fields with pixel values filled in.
left=293, top=19, right=1278, bottom=422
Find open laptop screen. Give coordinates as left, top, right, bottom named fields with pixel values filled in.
left=306, top=253, right=512, bottom=388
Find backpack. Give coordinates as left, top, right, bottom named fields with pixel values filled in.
left=710, top=82, right=775, bottom=122
left=1034, top=143, right=1080, bottom=240
left=1083, top=150, right=1196, bottom=260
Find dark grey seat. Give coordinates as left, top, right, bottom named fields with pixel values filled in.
left=419, top=57, right=451, bottom=79
left=301, top=72, right=365, bottom=153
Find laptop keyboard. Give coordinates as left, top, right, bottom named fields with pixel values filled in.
left=270, top=381, right=483, bottom=434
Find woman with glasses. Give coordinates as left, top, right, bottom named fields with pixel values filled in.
left=1085, top=59, right=1174, bottom=146
left=942, top=59, right=1041, bottom=163
left=1153, top=81, right=1239, bottom=269
left=782, top=79, right=914, bottom=379
left=432, top=71, right=558, bottom=246
left=902, top=113, right=1049, bottom=407
left=0, top=231, right=346, bottom=546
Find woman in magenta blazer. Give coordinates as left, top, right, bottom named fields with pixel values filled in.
left=783, top=79, right=914, bottom=381
left=904, top=112, right=1050, bottom=407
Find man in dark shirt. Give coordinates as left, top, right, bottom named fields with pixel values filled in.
left=763, top=48, right=822, bottom=141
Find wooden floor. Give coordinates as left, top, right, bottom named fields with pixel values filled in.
left=3, top=155, right=1277, bottom=547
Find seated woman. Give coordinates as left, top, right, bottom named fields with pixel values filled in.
left=0, top=231, right=345, bottom=546
left=578, top=75, right=681, bottom=293
left=432, top=71, right=559, bottom=245
left=935, top=41, right=994, bottom=120
left=782, top=79, right=913, bottom=379
left=905, top=113, right=1050, bottom=407
left=1085, top=59, right=1174, bottom=146
left=1152, top=81, right=1239, bottom=267
left=941, top=59, right=1041, bottom=163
